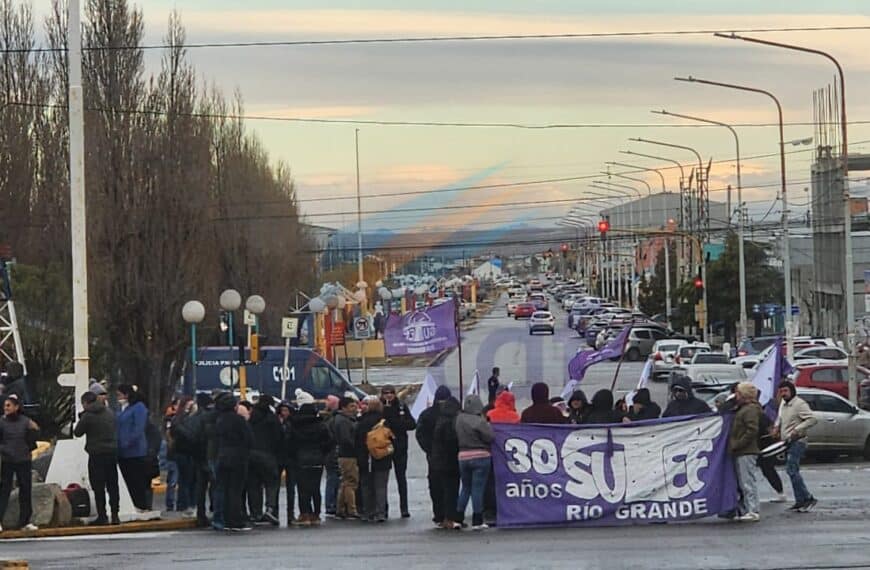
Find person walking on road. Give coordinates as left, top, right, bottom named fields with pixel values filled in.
left=521, top=383, right=567, bottom=424
left=431, top=395, right=462, bottom=529
left=455, top=395, right=494, bottom=530
left=416, top=385, right=453, bottom=525
left=582, top=390, right=624, bottom=425
left=661, top=375, right=711, bottom=418
left=116, top=384, right=151, bottom=513
left=356, top=396, right=393, bottom=523
left=332, top=397, right=359, bottom=519
left=487, top=390, right=520, bottom=424
left=729, top=383, right=763, bottom=522
left=74, top=391, right=120, bottom=525
left=0, top=394, right=39, bottom=531
left=380, top=385, right=416, bottom=518
left=774, top=381, right=818, bottom=512
left=214, top=393, right=253, bottom=531
left=486, top=367, right=500, bottom=405
left=627, top=389, right=661, bottom=421
left=247, top=395, right=282, bottom=525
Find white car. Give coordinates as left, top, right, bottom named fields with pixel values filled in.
left=673, top=343, right=712, bottom=366
left=506, top=296, right=524, bottom=316
left=651, top=339, right=689, bottom=381
left=797, top=388, right=870, bottom=459
left=528, top=311, right=556, bottom=335
left=562, top=294, right=584, bottom=311
left=793, top=346, right=849, bottom=364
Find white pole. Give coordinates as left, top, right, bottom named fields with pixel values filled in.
left=281, top=337, right=290, bottom=401
left=355, top=129, right=368, bottom=385
left=68, top=0, right=90, bottom=390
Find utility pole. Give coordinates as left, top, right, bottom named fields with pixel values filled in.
left=664, top=239, right=672, bottom=329
left=355, top=129, right=367, bottom=385
left=69, top=0, right=90, bottom=394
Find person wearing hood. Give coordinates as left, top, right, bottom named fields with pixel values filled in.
left=661, top=375, right=712, bottom=418
left=431, top=395, right=462, bottom=529
left=521, top=383, right=567, bottom=424
left=567, top=390, right=589, bottom=424
left=276, top=401, right=298, bottom=524
left=75, top=391, right=120, bottom=525
left=582, top=390, right=624, bottom=424
left=0, top=394, right=39, bottom=532
left=115, top=384, right=151, bottom=513
left=290, top=389, right=333, bottom=526
left=415, top=385, right=453, bottom=525
left=247, top=395, right=282, bottom=526
left=627, top=389, right=662, bottom=421
left=728, top=383, right=763, bottom=522
left=214, top=393, right=253, bottom=531
left=487, top=390, right=520, bottom=424
left=355, top=396, right=393, bottom=523
left=187, top=392, right=216, bottom=528
left=455, top=395, right=494, bottom=530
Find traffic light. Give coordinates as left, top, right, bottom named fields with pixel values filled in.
left=598, top=218, right=610, bottom=240
left=693, top=271, right=704, bottom=302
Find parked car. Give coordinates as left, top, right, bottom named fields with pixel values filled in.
left=528, top=311, right=556, bottom=335
left=651, top=339, right=689, bottom=381
left=514, top=302, right=536, bottom=319
left=677, top=362, right=747, bottom=387
left=734, top=336, right=780, bottom=357
left=798, top=388, right=870, bottom=459
left=793, top=346, right=848, bottom=364
left=791, top=362, right=870, bottom=400
left=624, top=327, right=671, bottom=361
left=690, top=352, right=731, bottom=365
left=674, top=343, right=711, bottom=366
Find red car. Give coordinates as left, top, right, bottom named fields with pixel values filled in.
left=514, top=302, right=536, bottom=319
left=792, top=363, right=870, bottom=400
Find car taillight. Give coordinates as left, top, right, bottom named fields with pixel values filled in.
left=653, top=352, right=663, bottom=361
left=737, top=350, right=747, bottom=356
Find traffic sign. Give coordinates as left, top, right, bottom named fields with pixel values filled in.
left=243, top=309, right=257, bottom=326
left=353, top=316, right=371, bottom=340
left=281, top=316, right=299, bottom=339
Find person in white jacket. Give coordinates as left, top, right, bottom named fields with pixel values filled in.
left=773, top=381, right=818, bottom=512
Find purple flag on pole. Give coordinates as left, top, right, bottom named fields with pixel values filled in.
left=491, top=414, right=738, bottom=528
left=568, top=326, right=632, bottom=380
left=383, top=299, right=458, bottom=356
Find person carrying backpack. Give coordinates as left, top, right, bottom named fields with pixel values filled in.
left=355, top=396, right=393, bottom=523
left=74, top=391, right=120, bottom=525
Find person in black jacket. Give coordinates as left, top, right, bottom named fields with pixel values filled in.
left=355, top=396, right=392, bottom=523
left=380, top=385, right=416, bottom=518
left=662, top=375, right=712, bottom=418
left=186, top=393, right=215, bottom=528
left=430, top=396, right=462, bottom=529
left=582, top=389, right=624, bottom=425
left=246, top=395, right=282, bottom=525
left=627, top=388, right=662, bottom=421
left=75, top=391, right=120, bottom=526
left=214, top=393, right=253, bottom=531
left=290, top=389, right=333, bottom=526
left=332, top=397, right=359, bottom=519
left=567, top=390, right=589, bottom=424
left=415, top=385, right=452, bottom=525
left=276, top=401, right=297, bottom=525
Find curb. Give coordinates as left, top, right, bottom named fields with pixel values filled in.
left=0, top=518, right=196, bottom=540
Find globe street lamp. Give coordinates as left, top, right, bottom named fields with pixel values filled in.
left=181, top=300, right=205, bottom=394
left=219, top=289, right=242, bottom=347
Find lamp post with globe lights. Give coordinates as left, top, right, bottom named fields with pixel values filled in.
left=219, top=289, right=242, bottom=391
left=181, top=300, right=205, bottom=394
left=239, top=294, right=266, bottom=401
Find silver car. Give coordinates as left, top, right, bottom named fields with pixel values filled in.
left=528, top=311, right=556, bottom=335
left=798, top=388, right=870, bottom=459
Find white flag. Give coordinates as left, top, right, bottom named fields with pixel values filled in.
left=626, top=358, right=653, bottom=407
left=752, top=346, right=777, bottom=406
left=560, top=379, right=580, bottom=402
left=411, top=373, right=439, bottom=420
left=507, top=381, right=514, bottom=392
left=467, top=369, right=480, bottom=397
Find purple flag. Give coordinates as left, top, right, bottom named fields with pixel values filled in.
left=491, top=414, right=738, bottom=528
left=568, top=326, right=631, bottom=380
left=383, top=299, right=458, bottom=356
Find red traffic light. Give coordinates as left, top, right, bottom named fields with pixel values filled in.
left=597, top=219, right=610, bottom=233
left=694, top=276, right=704, bottom=289
left=560, top=243, right=569, bottom=253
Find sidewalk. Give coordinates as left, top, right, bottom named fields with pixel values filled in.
left=0, top=517, right=196, bottom=540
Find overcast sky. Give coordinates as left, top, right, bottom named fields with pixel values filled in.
left=48, top=1, right=870, bottom=232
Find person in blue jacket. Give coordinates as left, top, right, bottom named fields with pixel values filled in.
left=116, top=384, right=150, bottom=511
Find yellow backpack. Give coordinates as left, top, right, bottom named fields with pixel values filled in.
left=366, top=419, right=395, bottom=460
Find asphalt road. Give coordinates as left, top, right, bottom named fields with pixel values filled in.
left=6, top=296, right=870, bottom=569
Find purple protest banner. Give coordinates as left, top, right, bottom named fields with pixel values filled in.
left=383, top=299, right=458, bottom=356
left=568, top=325, right=631, bottom=380
left=492, top=414, right=738, bottom=528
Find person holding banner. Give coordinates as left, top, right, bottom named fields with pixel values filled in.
left=626, top=389, right=661, bottom=421
left=520, top=383, right=567, bottom=424
left=487, top=390, right=520, bottom=424
left=415, top=385, right=453, bottom=526
left=431, top=396, right=462, bottom=529
left=774, top=381, right=818, bottom=513
left=582, top=390, right=624, bottom=425
left=662, top=376, right=711, bottom=418
left=728, top=383, right=763, bottom=522
left=455, top=395, right=494, bottom=530
left=566, top=390, right=589, bottom=424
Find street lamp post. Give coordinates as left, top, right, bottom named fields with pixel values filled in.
left=653, top=108, right=748, bottom=342
left=219, top=288, right=242, bottom=392
left=603, top=171, right=653, bottom=226
left=714, top=33, right=856, bottom=399
left=675, top=75, right=793, bottom=356
left=182, top=300, right=206, bottom=394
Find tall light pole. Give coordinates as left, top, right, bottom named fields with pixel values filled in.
left=68, top=0, right=90, bottom=395
left=355, top=129, right=364, bottom=285
left=653, top=108, right=748, bottom=342
left=603, top=171, right=653, bottom=226
left=675, top=75, right=793, bottom=355
left=182, top=301, right=206, bottom=394
left=714, top=32, right=856, bottom=398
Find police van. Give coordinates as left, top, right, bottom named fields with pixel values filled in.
left=186, top=346, right=366, bottom=402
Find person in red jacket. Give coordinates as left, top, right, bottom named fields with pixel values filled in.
left=487, top=391, right=520, bottom=424
left=520, top=383, right=567, bottom=424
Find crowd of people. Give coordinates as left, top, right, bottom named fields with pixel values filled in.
left=0, top=364, right=819, bottom=532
